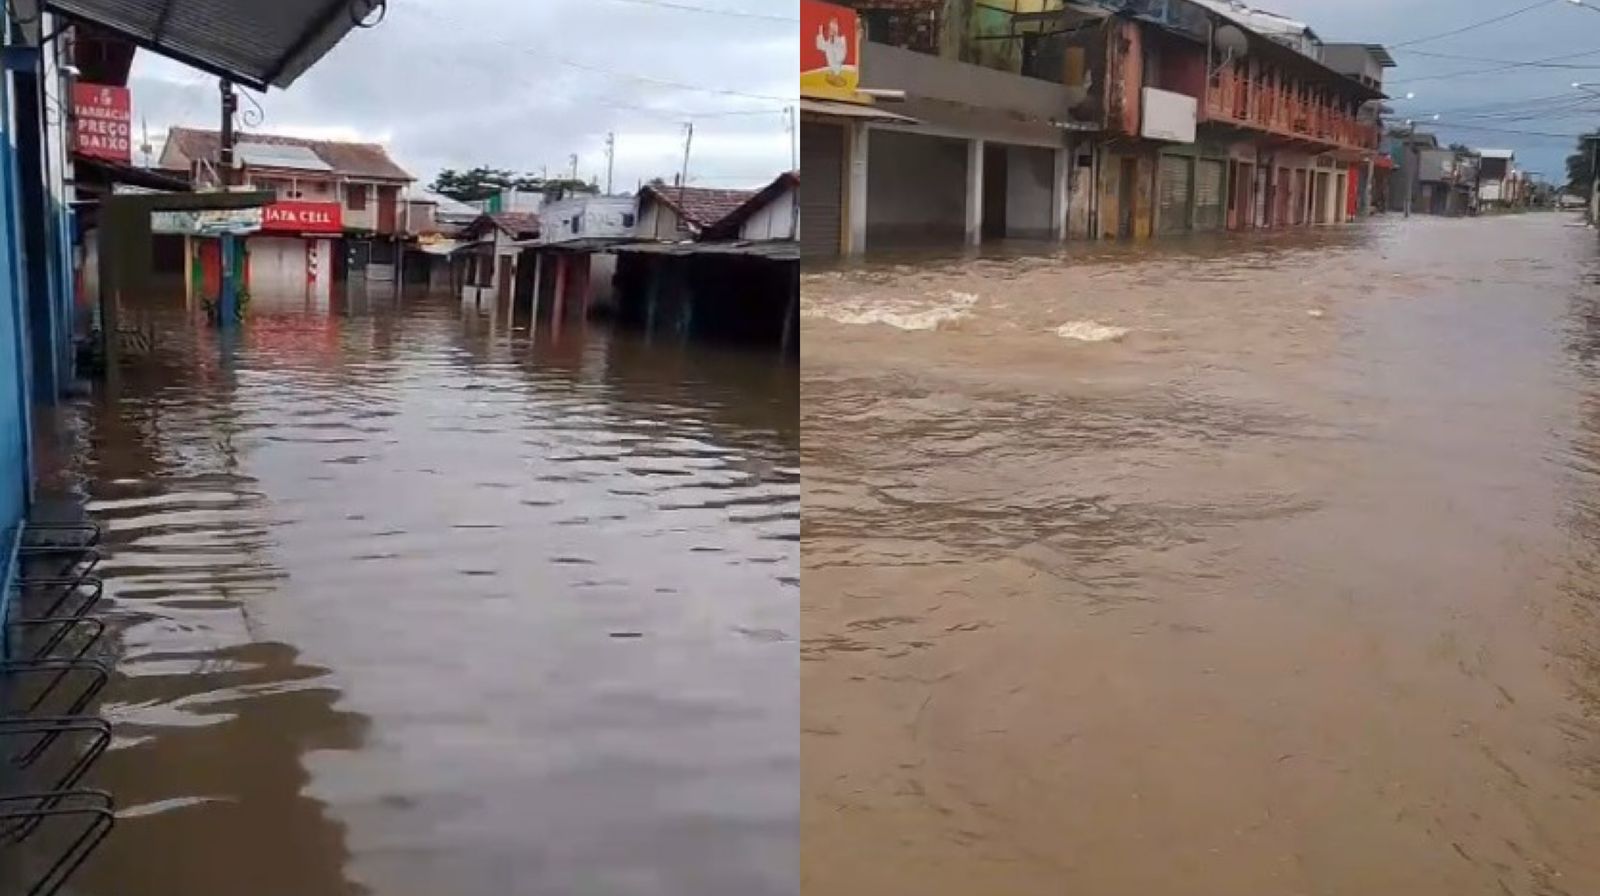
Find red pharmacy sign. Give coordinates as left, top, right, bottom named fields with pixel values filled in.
left=72, top=83, right=132, bottom=164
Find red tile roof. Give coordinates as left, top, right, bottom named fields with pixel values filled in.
left=466, top=212, right=540, bottom=239
left=163, top=126, right=413, bottom=181
left=641, top=183, right=759, bottom=231
left=487, top=212, right=540, bottom=238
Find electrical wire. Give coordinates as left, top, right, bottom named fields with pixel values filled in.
left=1427, top=120, right=1585, bottom=139
left=407, top=4, right=788, bottom=103
left=1396, top=47, right=1600, bottom=67
left=597, top=0, right=796, bottom=23
left=1390, top=46, right=1600, bottom=84
left=1389, top=0, right=1560, bottom=49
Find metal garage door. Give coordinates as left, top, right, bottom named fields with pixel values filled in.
left=800, top=121, right=845, bottom=259
left=1194, top=159, right=1225, bottom=231
left=249, top=236, right=308, bottom=298
left=1157, top=155, right=1191, bottom=234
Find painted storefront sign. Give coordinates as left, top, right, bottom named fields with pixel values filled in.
left=72, top=83, right=132, bottom=164
left=262, top=201, right=343, bottom=234
left=801, top=0, right=860, bottom=102
left=151, top=207, right=262, bottom=236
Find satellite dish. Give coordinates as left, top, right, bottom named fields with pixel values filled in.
left=1214, top=24, right=1250, bottom=59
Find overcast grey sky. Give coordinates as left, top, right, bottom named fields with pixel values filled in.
left=129, top=0, right=796, bottom=192
left=1265, top=0, right=1600, bottom=181
left=127, top=1, right=1600, bottom=190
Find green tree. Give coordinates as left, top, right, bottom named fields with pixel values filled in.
left=427, top=166, right=542, bottom=202
left=427, top=166, right=599, bottom=202
left=1567, top=133, right=1600, bottom=194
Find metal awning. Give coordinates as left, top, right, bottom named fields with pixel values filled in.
left=39, top=0, right=374, bottom=90
left=800, top=98, right=920, bottom=125
left=609, top=240, right=799, bottom=261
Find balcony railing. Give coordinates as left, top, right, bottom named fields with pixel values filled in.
left=1204, top=69, right=1377, bottom=152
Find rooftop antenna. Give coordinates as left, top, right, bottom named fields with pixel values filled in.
left=139, top=116, right=153, bottom=168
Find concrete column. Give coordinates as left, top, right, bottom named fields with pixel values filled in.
left=1052, top=146, right=1070, bottom=241
left=844, top=122, right=870, bottom=256
left=966, top=138, right=985, bottom=246
left=530, top=251, right=543, bottom=321
left=552, top=253, right=567, bottom=329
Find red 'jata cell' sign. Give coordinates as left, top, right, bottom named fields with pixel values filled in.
left=72, top=83, right=131, bottom=164
left=262, top=201, right=343, bottom=234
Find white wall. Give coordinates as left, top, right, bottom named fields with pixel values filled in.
left=739, top=185, right=796, bottom=240
left=544, top=195, right=638, bottom=243
left=637, top=198, right=685, bottom=240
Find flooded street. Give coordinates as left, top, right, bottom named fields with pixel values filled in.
left=48, top=291, right=798, bottom=895
left=802, top=214, right=1600, bottom=895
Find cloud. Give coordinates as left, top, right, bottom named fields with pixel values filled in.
left=129, top=0, right=797, bottom=190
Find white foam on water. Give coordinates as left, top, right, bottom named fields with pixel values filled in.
left=1055, top=320, right=1130, bottom=343
left=1306, top=308, right=1327, bottom=319
left=807, top=290, right=978, bottom=332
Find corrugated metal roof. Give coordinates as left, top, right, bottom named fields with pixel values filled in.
left=165, top=127, right=412, bottom=181
left=44, top=0, right=368, bottom=90
left=609, top=240, right=799, bottom=261
left=235, top=141, right=332, bottom=172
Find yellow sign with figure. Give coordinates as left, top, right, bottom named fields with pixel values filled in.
left=801, top=0, right=862, bottom=102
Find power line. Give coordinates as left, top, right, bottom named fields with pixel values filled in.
left=1429, top=120, right=1584, bottom=139
left=1390, top=0, right=1559, bottom=49
left=598, top=0, right=796, bottom=22
left=1390, top=45, right=1600, bottom=83
left=408, top=5, right=788, bottom=103
left=1396, top=47, right=1600, bottom=67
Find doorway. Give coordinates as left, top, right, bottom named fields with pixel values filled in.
left=983, top=144, right=1009, bottom=241
left=1118, top=157, right=1137, bottom=239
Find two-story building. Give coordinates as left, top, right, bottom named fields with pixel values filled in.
left=801, top=0, right=1389, bottom=253
left=157, top=127, right=414, bottom=293
left=1089, top=0, right=1385, bottom=236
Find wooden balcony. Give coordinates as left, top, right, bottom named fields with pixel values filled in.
left=1204, top=69, right=1377, bottom=154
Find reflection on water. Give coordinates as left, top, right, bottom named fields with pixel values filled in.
left=802, top=215, right=1600, bottom=895
left=49, top=284, right=798, bottom=896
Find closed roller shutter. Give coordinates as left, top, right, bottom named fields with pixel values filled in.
left=1194, top=159, right=1225, bottom=231
left=1157, top=155, right=1191, bottom=234
left=800, top=121, right=845, bottom=259
left=249, top=236, right=308, bottom=297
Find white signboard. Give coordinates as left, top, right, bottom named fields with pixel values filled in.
left=150, top=207, right=263, bottom=236
left=1142, top=87, right=1198, bottom=144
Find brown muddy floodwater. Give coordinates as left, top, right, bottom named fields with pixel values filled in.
left=802, top=214, right=1600, bottom=896
left=41, top=289, right=798, bottom=895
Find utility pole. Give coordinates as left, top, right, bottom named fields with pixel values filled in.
left=604, top=132, right=615, bottom=195
left=217, top=77, right=241, bottom=328
left=218, top=78, right=238, bottom=188
left=678, top=121, right=694, bottom=209
left=785, top=105, right=797, bottom=171
left=569, top=153, right=579, bottom=182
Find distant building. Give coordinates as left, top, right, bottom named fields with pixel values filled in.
left=635, top=183, right=759, bottom=240
left=456, top=211, right=539, bottom=306
left=1477, top=149, right=1516, bottom=209
left=157, top=127, right=414, bottom=288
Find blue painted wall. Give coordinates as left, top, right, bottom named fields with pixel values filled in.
left=1, top=22, right=78, bottom=639
left=0, top=45, right=30, bottom=633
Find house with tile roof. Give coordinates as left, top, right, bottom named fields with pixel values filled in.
left=158, top=126, right=417, bottom=292
left=455, top=212, right=544, bottom=307
left=157, top=127, right=414, bottom=237
left=703, top=172, right=799, bottom=242
left=635, top=183, right=759, bottom=240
